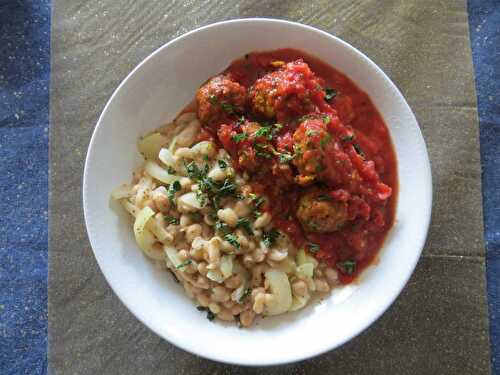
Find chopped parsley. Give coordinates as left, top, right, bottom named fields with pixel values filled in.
left=341, top=134, right=355, bottom=142
left=254, top=126, right=273, bottom=140
left=316, top=194, right=331, bottom=201
left=249, top=194, right=265, bottom=210
left=196, top=306, right=216, bottom=321
left=206, top=311, right=215, bottom=321
left=215, top=220, right=231, bottom=235
left=224, top=233, right=240, bottom=249
left=232, top=132, right=248, bottom=143
left=307, top=242, right=321, bottom=253
left=353, top=143, right=365, bottom=159
left=166, top=166, right=177, bottom=174
left=278, top=153, right=294, bottom=164
left=324, top=87, right=337, bottom=102
left=221, top=102, right=235, bottom=114
left=202, top=154, right=209, bottom=162
left=166, top=216, right=180, bottom=225
left=184, top=161, right=206, bottom=180
left=175, top=259, right=192, bottom=269
left=337, top=260, right=357, bottom=275
left=217, top=178, right=237, bottom=197
left=218, top=159, right=228, bottom=169
left=236, top=218, right=253, bottom=236
left=253, top=143, right=273, bottom=159
left=238, top=287, right=252, bottom=303
left=319, top=133, right=332, bottom=149
left=167, top=180, right=181, bottom=205
left=263, top=229, right=280, bottom=248
left=208, top=95, right=218, bottom=105
left=293, top=144, right=303, bottom=157
left=322, top=115, right=331, bottom=124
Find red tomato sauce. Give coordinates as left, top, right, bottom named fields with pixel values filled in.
left=193, top=49, right=397, bottom=284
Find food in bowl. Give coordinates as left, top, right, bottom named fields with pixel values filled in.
left=111, top=49, right=397, bottom=327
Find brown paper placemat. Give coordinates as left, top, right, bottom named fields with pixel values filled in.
left=48, top=0, right=490, bottom=373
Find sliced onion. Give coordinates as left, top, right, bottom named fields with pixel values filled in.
left=207, top=270, right=225, bottom=283
left=263, top=269, right=293, bottom=315
left=120, top=200, right=138, bottom=217
left=111, top=184, right=131, bottom=200
left=138, top=133, right=168, bottom=160
left=133, top=207, right=156, bottom=255
left=164, top=244, right=183, bottom=269
left=296, top=263, right=314, bottom=279
left=158, top=148, right=176, bottom=167
left=144, top=160, right=182, bottom=185
left=290, top=294, right=310, bottom=311
left=178, top=192, right=203, bottom=211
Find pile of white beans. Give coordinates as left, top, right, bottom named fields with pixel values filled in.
left=111, top=112, right=340, bottom=327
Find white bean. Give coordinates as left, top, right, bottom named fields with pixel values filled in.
left=254, top=212, right=271, bottom=228
left=268, top=248, right=288, bottom=262
left=217, top=208, right=238, bottom=227
left=152, top=186, right=169, bottom=212
left=207, top=166, right=226, bottom=181
left=233, top=200, right=251, bottom=217
left=185, top=224, right=202, bottom=242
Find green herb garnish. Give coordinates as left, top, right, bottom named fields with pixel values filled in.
left=221, top=102, right=235, bottom=114
left=316, top=194, right=331, bottom=201
left=254, top=126, right=273, bottom=140
left=167, top=166, right=176, bottom=174
left=322, top=115, right=331, bottom=124
left=319, top=133, right=332, bottom=149
left=293, top=144, right=303, bottom=157
left=208, top=95, right=218, bottom=105
left=206, top=311, right=215, bottom=321
left=307, top=242, right=321, bottom=253
left=224, top=233, right=240, bottom=249
left=341, top=134, right=355, bottom=142
left=166, top=216, right=180, bottom=225
left=176, top=259, right=192, bottom=269
left=278, top=153, right=294, bottom=164
left=324, top=87, right=337, bottom=102
left=263, top=229, right=280, bottom=248
left=197, top=306, right=216, bottom=321
left=353, top=143, right=365, bottom=159
left=167, top=180, right=181, bottom=205
left=238, top=287, right=252, bottom=303
left=218, top=159, right=228, bottom=169
left=232, top=132, right=248, bottom=143
left=337, top=260, right=356, bottom=275
left=236, top=218, right=253, bottom=236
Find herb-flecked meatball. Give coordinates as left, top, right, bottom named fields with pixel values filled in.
left=248, top=60, right=327, bottom=121
left=196, top=75, right=247, bottom=126
left=292, top=117, right=337, bottom=185
left=296, top=188, right=348, bottom=233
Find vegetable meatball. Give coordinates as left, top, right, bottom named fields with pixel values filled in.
left=296, top=188, right=348, bottom=233
left=248, top=60, right=327, bottom=121
left=196, top=75, right=247, bottom=126
left=292, top=117, right=336, bottom=185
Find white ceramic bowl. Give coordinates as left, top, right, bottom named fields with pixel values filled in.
left=83, top=18, right=432, bottom=366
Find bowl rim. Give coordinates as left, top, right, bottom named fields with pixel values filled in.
left=83, top=17, right=432, bottom=366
